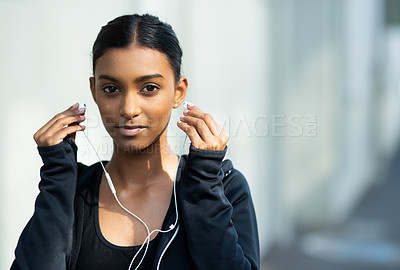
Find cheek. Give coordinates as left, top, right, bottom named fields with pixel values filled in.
left=97, top=101, right=118, bottom=126
left=145, top=102, right=172, bottom=127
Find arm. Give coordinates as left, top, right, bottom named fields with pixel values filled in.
left=179, top=146, right=260, bottom=270
left=177, top=103, right=259, bottom=269
left=11, top=139, right=78, bottom=270
left=11, top=103, right=86, bottom=270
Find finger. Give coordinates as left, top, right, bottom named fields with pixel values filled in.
left=34, top=115, right=85, bottom=146
left=177, top=120, right=203, bottom=147
left=66, top=123, right=81, bottom=142
left=210, top=119, right=225, bottom=137
left=180, top=114, right=213, bottom=142
left=186, top=102, right=198, bottom=110
left=34, top=103, right=84, bottom=140
left=55, top=124, right=86, bottom=144
left=44, top=114, right=86, bottom=135
left=37, top=124, right=85, bottom=147
left=183, top=104, right=229, bottom=150
left=183, top=109, right=221, bottom=136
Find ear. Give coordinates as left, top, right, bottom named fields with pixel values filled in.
left=89, top=77, right=97, bottom=104
left=172, top=76, right=188, bottom=109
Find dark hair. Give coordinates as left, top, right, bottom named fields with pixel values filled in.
left=92, top=14, right=182, bottom=82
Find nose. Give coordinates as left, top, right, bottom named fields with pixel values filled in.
left=120, top=91, right=141, bottom=119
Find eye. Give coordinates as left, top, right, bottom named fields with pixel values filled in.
left=141, top=84, right=160, bottom=93
left=102, top=85, right=120, bottom=93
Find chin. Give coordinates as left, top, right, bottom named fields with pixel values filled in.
left=114, top=139, right=161, bottom=155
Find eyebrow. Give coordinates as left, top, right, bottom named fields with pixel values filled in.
left=134, top=74, right=164, bottom=84
left=98, top=74, right=119, bottom=82
left=97, top=74, right=164, bottom=84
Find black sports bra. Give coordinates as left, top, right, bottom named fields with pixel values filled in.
left=74, top=170, right=173, bottom=270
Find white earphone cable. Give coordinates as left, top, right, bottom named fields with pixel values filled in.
left=81, top=127, right=188, bottom=270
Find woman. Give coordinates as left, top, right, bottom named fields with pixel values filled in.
left=11, top=14, right=259, bottom=270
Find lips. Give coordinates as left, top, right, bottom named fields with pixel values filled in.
left=117, top=125, right=147, bottom=136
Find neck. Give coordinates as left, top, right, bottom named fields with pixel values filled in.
left=106, top=134, right=178, bottom=189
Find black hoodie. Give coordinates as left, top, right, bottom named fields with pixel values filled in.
left=11, top=139, right=260, bottom=269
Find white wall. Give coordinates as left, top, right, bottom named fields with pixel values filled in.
left=263, top=0, right=398, bottom=246
left=330, top=0, right=383, bottom=221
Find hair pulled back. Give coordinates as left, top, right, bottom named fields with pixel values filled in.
left=92, top=14, right=182, bottom=82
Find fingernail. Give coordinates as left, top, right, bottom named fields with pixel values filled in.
left=72, top=103, right=79, bottom=108
left=180, top=116, right=185, bottom=121
left=183, top=110, right=189, bottom=115
left=80, top=125, right=86, bottom=129
left=78, top=108, right=86, bottom=113
left=186, top=102, right=195, bottom=108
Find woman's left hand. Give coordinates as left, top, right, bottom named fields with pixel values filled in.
left=177, top=103, right=229, bottom=151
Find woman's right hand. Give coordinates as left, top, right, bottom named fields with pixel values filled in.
left=33, top=103, right=86, bottom=147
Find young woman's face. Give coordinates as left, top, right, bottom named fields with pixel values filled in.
left=90, top=44, right=186, bottom=153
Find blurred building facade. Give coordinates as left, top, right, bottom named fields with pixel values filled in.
left=264, top=0, right=400, bottom=249
left=0, top=0, right=399, bottom=268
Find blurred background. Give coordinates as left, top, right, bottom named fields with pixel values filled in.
left=1, top=0, right=399, bottom=269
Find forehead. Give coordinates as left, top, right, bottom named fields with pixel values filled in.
left=94, top=45, right=174, bottom=79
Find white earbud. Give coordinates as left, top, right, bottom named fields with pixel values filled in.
left=78, top=102, right=86, bottom=110
left=182, top=101, right=194, bottom=110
